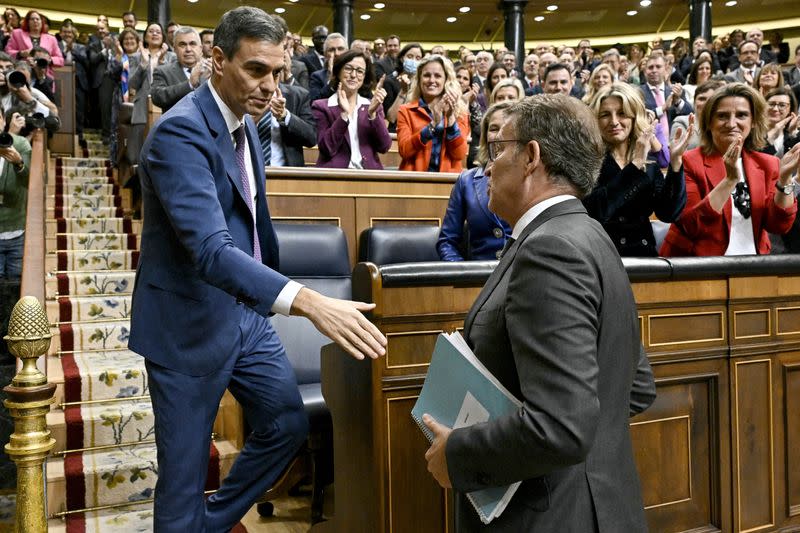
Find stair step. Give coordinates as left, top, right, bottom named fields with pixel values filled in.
left=61, top=350, right=146, bottom=404
left=51, top=320, right=130, bottom=354
left=46, top=195, right=122, bottom=211
left=46, top=218, right=139, bottom=236
left=46, top=271, right=135, bottom=299
left=48, top=183, right=117, bottom=196
left=46, top=207, right=125, bottom=219
left=46, top=440, right=238, bottom=517
left=56, top=398, right=154, bottom=451
left=46, top=250, right=138, bottom=273
left=47, top=233, right=139, bottom=253
left=48, top=295, right=133, bottom=325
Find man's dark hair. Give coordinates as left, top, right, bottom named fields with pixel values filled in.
left=166, top=20, right=179, bottom=28
left=214, top=7, right=285, bottom=60
left=543, top=62, right=571, bottom=81
left=387, top=34, right=400, bottom=43
left=738, top=39, right=759, bottom=53
left=0, top=52, right=13, bottom=64
left=31, top=46, right=49, bottom=57
left=122, top=11, right=136, bottom=20
left=331, top=50, right=374, bottom=98
left=199, top=29, right=213, bottom=39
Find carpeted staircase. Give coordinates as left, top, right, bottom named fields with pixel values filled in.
left=42, top=135, right=239, bottom=532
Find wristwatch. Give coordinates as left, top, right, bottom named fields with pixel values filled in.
left=776, top=180, right=796, bottom=195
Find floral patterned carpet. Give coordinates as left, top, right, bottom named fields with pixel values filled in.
left=43, top=147, right=231, bottom=532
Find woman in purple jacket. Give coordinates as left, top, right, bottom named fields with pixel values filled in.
left=311, top=50, right=392, bottom=169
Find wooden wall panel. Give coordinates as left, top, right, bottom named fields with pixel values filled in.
left=385, top=330, right=441, bottom=371
left=733, top=358, right=775, bottom=533
left=386, top=394, right=448, bottom=533
left=648, top=309, right=726, bottom=347
left=783, top=361, right=800, bottom=519
left=777, top=307, right=800, bottom=336
left=267, top=195, right=357, bottom=263
left=733, top=308, right=772, bottom=341
left=633, top=365, right=728, bottom=533
left=356, top=197, right=448, bottom=231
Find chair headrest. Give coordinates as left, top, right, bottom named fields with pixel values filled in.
left=359, top=225, right=441, bottom=265
left=274, top=223, right=351, bottom=277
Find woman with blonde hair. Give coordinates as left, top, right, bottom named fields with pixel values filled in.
left=489, top=77, right=524, bottom=104
left=582, top=63, right=616, bottom=106
left=583, top=82, right=692, bottom=256
left=397, top=54, right=470, bottom=172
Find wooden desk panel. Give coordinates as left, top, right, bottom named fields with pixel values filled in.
left=314, top=264, right=800, bottom=533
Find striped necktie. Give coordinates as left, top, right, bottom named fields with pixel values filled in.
left=233, top=125, right=262, bottom=262
left=257, top=111, right=272, bottom=167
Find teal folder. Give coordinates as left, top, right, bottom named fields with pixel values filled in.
left=411, top=332, right=522, bottom=525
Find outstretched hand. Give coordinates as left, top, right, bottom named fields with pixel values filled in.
left=780, top=143, right=800, bottom=182
left=368, top=74, right=387, bottom=119
left=291, top=287, right=386, bottom=360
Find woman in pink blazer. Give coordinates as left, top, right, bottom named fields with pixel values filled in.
left=660, top=83, right=799, bottom=256
left=5, top=10, right=64, bottom=77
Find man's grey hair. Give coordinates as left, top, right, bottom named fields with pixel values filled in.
left=324, top=32, right=345, bottom=53
left=602, top=48, right=620, bottom=59
left=505, top=95, right=604, bottom=198
left=173, top=26, right=199, bottom=40
left=213, top=7, right=285, bottom=59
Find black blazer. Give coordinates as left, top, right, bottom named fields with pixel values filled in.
left=448, top=199, right=655, bottom=532
left=275, top=83, right=317, bottom=167
left=308, top=68, right=334, bottom=102
left=60, top=41, right=89, bottom=91
left=299, top=51, right=323, bottom=75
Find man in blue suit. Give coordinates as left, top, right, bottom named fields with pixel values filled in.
left=129, top=7, right=386, bottom=532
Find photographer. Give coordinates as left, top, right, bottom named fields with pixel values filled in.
left=0, top=109, right=32, bottom=281
left=0, top=53, right=57, bottom=119
left=29, top=46, right=55, bottom=102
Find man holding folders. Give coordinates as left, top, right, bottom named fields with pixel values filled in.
left=422, top=94, right=656, bottom=532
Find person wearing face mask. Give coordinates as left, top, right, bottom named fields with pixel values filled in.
left=397, top=54, right=470, bottom=172
left=437, top=102, right=512, bottom=260
left=381, top=42, right=422, bottom=129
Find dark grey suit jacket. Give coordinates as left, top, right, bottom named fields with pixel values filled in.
left=276, top=83, right=317, bottom=167
left=447, top=199, right=655, bottom=532
left=151, top=61, right=194, bottom=113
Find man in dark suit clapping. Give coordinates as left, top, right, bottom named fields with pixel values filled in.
left=151, top=26, right=211, bottom=112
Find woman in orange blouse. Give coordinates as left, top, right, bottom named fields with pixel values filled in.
left=396, top=55, right=470, bottom=172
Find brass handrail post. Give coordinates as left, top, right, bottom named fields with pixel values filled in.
left=3, top=295, right=56, bottom=533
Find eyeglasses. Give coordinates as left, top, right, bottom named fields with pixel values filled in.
left=732, top=181, right=751, bottom=219
left=487, top=139, right=521, bottom=162
left=342, top=65, right=366, bottom=78
left=767, top=102, right=790, bottom=110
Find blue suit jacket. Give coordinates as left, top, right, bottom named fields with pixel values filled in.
left=437, top=166, right=511, bottom=261
left=130, top=82, right=289, bottom=376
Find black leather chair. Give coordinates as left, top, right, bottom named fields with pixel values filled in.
left=258, top=223, right=350, bottom=522
left=358, top=225, right=441, bottom=265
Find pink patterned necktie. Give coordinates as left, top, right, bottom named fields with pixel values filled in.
left=652, top=86, right=669, bottom=136
left=233, top=125, right=262, bottom=262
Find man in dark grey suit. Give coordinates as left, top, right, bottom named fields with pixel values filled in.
left=254, top=82, right=316, bottom=167
left=58, top=24, right=88, bottom=142
left=423, top=94, right=656, bottom=532
left=151, top=26, right=211, bottom=112
left=725, top=40, right=761, bottom=85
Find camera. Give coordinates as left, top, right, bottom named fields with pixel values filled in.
left=0, top=132, right=12, bottom=148
left=24, top=112, right=45, bottom=130
left=35, top=57, right=49, bottom=69
left=6, top=70, right=26, bottom=89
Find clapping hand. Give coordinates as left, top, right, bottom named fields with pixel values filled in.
left=665, top=83, right=682, bottom=108
left=723, top=133, right=744, bottom=182
left=189, top=58, right=212, bottom=88
left=780, top=143, right=800, bottom=182
left=769, top=113, right=798, bottom=142
left=442, top=86, right=460, bottom=125
left=669, top=113, right=695, bottom=171
left=633, top=123, right=655, bottom=169
left=270, top=85, right=287, bottom=121
left=337, top=82, right=351, bottom=119
left=368, top=74, right=387, bottom=119
left=743, top=70, right=754, bottom=86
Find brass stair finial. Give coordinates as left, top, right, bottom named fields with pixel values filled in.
left=4, top=295, right=57, bottom=533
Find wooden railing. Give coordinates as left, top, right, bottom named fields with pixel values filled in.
left=20, top=130, right=47, bottom=304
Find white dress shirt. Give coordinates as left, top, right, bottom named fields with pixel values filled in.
left=724, top=158, right=757, bottom=256
left=511, top=195, right=576, bottom=239
left=208, top=80, right=303, bottom=314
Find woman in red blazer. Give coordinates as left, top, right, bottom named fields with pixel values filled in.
left=660, top=83, right=799, bottom=256
left=396, top=54, right=470, bottom=172
left=4, top=10, right=63, bottom=72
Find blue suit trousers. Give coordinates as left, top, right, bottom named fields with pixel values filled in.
left=145, top=308, right=308, bottom=532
